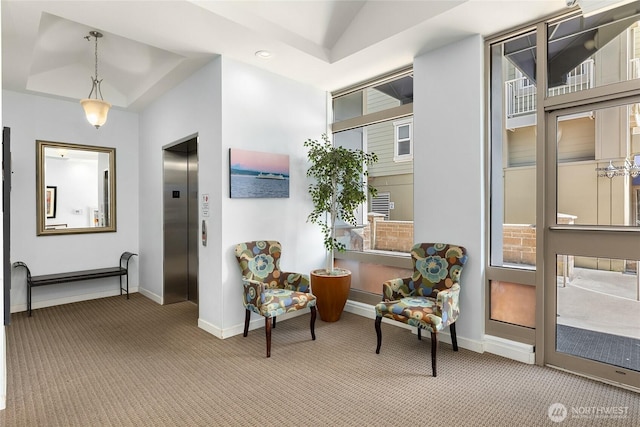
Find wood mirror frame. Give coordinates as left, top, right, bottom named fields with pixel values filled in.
left=36, top=140, right=116, bottom=236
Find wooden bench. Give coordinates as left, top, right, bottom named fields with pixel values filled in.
left=13, top=252, right=137, bottom=316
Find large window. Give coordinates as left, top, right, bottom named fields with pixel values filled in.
left=331, top=68, right=414, bottom=257
left=489, top=7, right=640, bottom=271
left=490, top=29, right=538, bottom=272
left=487, top=2, right=640, bottom=390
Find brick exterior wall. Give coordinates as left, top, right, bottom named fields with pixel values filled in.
left=338, top=214, right=574, bottom=282
left=367, top=213, right=413, bottom=252
left=503, top=225, right=536, bottom=265
left=501, top=215, right=576, bottom=279
left=373, top=221, right=413, bottom=252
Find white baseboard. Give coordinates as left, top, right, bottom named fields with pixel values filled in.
left=198, top=318, right=223, bottom=339
left=344, top=299, right=377, bottom=319
left=199, top=309, right=309, bottom=340
left=483, top=335, right=535, bottom=364
left=137, top=287, right=162, bottom=305
left=10, top=287, right=139, bottom=313
left=345, top=300, right=528, bottom=361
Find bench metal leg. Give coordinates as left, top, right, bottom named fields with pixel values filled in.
left=120, top=253, right=136, bottom=300
left=28, top=282, right=32, bottom=317
left=119, top=274, right=129, bottom=299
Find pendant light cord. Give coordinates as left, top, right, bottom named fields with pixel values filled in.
left=94, top=34, right=99, bottom=82
left=85, top=31, right=104, bottom=100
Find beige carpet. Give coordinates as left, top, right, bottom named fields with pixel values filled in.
left=0, top=293, right=638, bottom=426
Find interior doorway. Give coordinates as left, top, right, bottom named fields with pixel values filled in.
left=163, top=136, right=198, bottom=305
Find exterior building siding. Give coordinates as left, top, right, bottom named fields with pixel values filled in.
left=365, top=89, right=414, bottom=222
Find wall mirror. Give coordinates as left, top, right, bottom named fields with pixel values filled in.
left=36, top=140, right=116, bottom=235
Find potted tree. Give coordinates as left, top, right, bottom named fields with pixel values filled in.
left=304, top=133, right=378, bottom=321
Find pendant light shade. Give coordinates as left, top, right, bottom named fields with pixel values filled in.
left=81, top=31, right=111, bottom=129
left=80, top=99, right=111, bottom=129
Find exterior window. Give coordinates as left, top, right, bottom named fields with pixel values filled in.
left=485, top=2, right=640, bottom=353
left=547, top=4, right=640, bottom=97
left=490, top=30, right=537, bottom=270
left=393, top=119, right=413, bottom=162
left=486, top=28, right=538, bottom=341
left=331, top=68, right=414, bottom=257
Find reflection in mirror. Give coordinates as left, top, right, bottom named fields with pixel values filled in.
left=36, top=140, right=116, bottom=235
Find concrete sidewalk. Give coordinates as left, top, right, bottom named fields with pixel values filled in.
left=557, top=267, right=640, bottom=340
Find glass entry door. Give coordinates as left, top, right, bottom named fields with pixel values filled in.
left=544, top=99, right=640, bottom=389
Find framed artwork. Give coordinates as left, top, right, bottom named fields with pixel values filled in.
left=229, top=148, right=290, bottom=198
left=45, top=186, right=57, bottom=218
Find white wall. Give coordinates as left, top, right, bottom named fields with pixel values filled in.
left=138, top=58, right=223, bottom=307
left=3, top=90, right=140, bottom=312
left=139, top=56, right=327, bottom=337
left=219, top=58, right=327, bottom=333
left=413, top=35, right=485, bottom=344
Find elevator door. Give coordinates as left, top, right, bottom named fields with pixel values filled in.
left=163, top=138, right=198, bottom=304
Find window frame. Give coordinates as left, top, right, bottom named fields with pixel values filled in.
left=393, top=118, right=413, bottom=162
left=331, top=67, right=414, bottom=261
left=485, top=5, right=640, bottom=361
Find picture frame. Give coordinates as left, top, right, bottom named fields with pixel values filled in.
left=229, top=148, right=290, bottom=198
left=45, top=186, right=57, bottom=218
left=36, top=140, right=116, bottom=236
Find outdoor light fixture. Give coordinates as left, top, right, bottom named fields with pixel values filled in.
left=80, top=31, right=111, bottom=129
left=596, top=158, right=640, bottom=178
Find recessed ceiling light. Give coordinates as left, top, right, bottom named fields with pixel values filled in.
left=255, top=50, right=272, bottom=59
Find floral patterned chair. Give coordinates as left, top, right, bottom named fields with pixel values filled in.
left=234, top=241, right=317, bottom=357
left=374, top=243, right=468, bottom=376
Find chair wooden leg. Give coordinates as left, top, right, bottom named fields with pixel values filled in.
left=265, top=317, right=272, bottom=358
left=430, top=332, right=438, bottom=377
left=450, top=322, right=458, bottom=352
left=243, top=309, right=251, bottom=337
left=375, top=316, right=382, bottom=354
left=418, top=328, right=422, bottom=340
left=310, top=306, right=317, bottom=340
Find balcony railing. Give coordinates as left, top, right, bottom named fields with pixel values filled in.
left=547, top=59, right=595, bottom=97
left=505, top=76, right=536, bottom=119
left=505, top=59, right=595, bottom=120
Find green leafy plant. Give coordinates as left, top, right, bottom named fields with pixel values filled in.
left=305, top=133, right=378, bottom=274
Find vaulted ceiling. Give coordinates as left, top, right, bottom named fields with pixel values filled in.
left=1, top=0, right=568, bottom=111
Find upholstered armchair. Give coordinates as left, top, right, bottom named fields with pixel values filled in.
left=374, top=243, right=468, bottom=376
left=234, top=241, right=317, bottom=357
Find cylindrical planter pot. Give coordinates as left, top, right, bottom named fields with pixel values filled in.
left=310, top=269, right=351, bottom=322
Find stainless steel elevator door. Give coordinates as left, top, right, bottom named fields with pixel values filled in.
left=187, top=149, right=198, bottom=303
left=163, top=139, right=198, bottom=304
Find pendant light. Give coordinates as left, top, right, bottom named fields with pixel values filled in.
left=80, top=31, right=111, bottom=129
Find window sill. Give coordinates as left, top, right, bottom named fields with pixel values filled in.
left=335, top=250, right=412, bottom=269
left=393, top=156, right=413, bottom=163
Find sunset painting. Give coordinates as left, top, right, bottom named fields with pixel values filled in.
left=229, top=148, right=290, bottom=198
